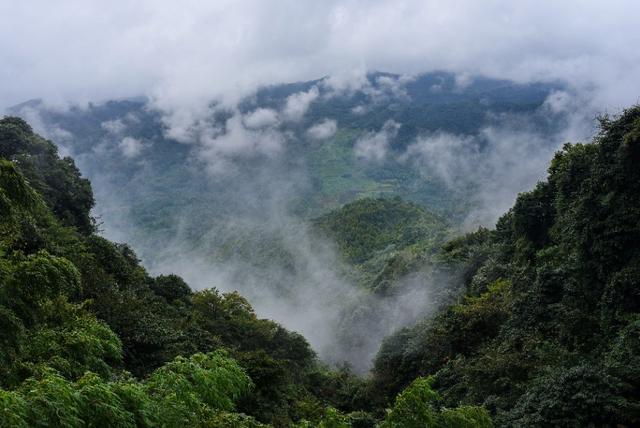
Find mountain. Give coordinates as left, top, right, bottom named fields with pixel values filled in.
left=0, top=115, right=491, bottom=426
left=313, top=196, right=450, bottom=292
left=9, top=71, right=566, bottom=242
left=2, top=97, right=640, bottom=425
left=6, top=72, right=572, bottom=366
left=3, top=71, right=587, bottom=385
left=371, top=105, right=640, bottom=426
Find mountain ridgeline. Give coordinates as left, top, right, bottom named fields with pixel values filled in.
left=1, top=101, right=639, bottom=427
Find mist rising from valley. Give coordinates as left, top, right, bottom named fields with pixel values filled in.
left=10, top=71, right=597, bottom=372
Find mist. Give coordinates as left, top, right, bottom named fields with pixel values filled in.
left=84, top=105, right=457, bottom=373
left=2, top=1, right=640, bottom=114
left=401, top=89, right=598, bottom=228
left=10, top=70, right=610, bottom=373
left=3, top=0, right=638, bottom=373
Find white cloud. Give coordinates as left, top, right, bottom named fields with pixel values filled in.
left=402, top=92, right=595, bottom=228
left=402, top=132, right=478, bottom=188
left=307, top=118, right=337, bottom=140
left=243, top=108, right=279, bottom=129
left=320, top=68, right=414, bottom=104
left=454, top=72, right=473, bottom=91
left=197, top=114, right=286, bottom=175
left=353, top=119, right=400, bottom=162
left=282, top=86, right=319, bottom=122
left=542, top=90, right=574, bottom=114
left=119, top=136, right=144, bottom=158
left=351, top=105, right=368, bottom=115
left=1, top=0, right=638, bottom=118
left=1, top=1, right=638, bottom=152
left=321, top=66, right=370, bottom=96
left=373, top=74, right=414, bottom=98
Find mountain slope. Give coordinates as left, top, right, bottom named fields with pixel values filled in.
left=0, top=115, right=494, bottom=426
left=313, top=196, right=450, bottom=293
left=3, top=102, right=639, bottom=426
left=372, top=105, right=640, bottom=426
left=0, top=117, right=323, bottom=425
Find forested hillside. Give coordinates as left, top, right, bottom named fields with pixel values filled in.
left=313, top=197, right=449, bottom=290
left=372, top=105, right=640, bottom=426
left=2, top=103, right=639, bottom=426
left=0, top=117, right=489, bottom=426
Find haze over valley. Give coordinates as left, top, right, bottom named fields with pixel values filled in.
left=1, top=2, right=640, bottom=426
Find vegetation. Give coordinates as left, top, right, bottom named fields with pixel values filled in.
left=0, top=117, right=341, bottom=426
left=1, top=102, right=639, bottom=426
left=371, top=106, right=640, bottom=426
left=380, top=377, right=492, bottom=428
left=313, top=196, right=450, bottom=292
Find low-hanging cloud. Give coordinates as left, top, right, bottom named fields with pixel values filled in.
left=402, top=90, right=595, bottom=227
left=307, top=118, right=337, bottom=140
left=119, top=136, right=144, bottom=158
left=243, top=108, right=280, bottom=129
left=3, top=1, right=638, bottom=171
left=354, top=119, right=400, bottom=162
left=283, top=86, right=320, bottom=122
left=197, top=113, right=287, bottom=176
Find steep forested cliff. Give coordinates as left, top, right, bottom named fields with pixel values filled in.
left=372, top=106, right=640, bottom=426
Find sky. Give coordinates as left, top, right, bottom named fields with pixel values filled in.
left=2, top=0, right=639, bottom=369
left=1, top=0, right=639, bottom=113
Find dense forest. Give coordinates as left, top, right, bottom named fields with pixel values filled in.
left=372, top=105, right=640, bottom=426
left=1, top=103, right=639, bottom=426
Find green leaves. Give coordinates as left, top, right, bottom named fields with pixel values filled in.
left=0, top=117, right=95, bottom=234
left=313, top=197, right=449, bottom=269
left=371, top=105, right=640, bottom=426
left=0, top=351, right=252, bottom=427
left=7, top=252, right=80, bottom=307
left=16, top=301, right=122, bottom=382
left=381, top=377, right=493, bottom=428
left=146, top=351, right=252, bottom=421
left=0, top=389, right=29, bottom=428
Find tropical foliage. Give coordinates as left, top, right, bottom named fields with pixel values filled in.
left=371, top=105, right=640, bottom=426
left=1, top=103, right=639, bottom=426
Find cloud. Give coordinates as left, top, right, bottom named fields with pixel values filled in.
left=243, top=108, right=279, bottom=129
left=282, top=86, right=319, bottom=122
left=321, top=66, right=370, bottom=96
left=453, top=72, right=474, bottom=91
left=351, top=105, right=368, bottom=115
left=1, top=0, right=639, bottom=118
left=402, top=132, right=478, bottom=187
left=320, top=67, right=414, bottom=105
left=402, top=93, right=595, bottom=227
left=2, top=1, right=638, bottom=169
left=119, top=136, right=144, bottom=158
left=307, top=118, right=337, bottom=140
left=353, top=119, right=400, bottom=162
left=374, top=74, right=413, bottom=97
left=101, top=119, right=126, bottom=135
left=197, top=114, right=286, bottom=175
left=404, top=128, right=550, bottom=227
left=542, top=90, right=575, bottom=114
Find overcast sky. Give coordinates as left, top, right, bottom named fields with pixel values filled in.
left=1, top=0, right=639, bottom=112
